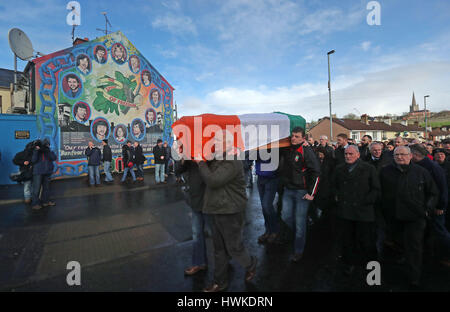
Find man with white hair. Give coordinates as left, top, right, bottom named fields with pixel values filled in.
left=332, top=145, right=380, bottom=275
left=195, top=129, right=257, bottom=292
left=380, top=146, right=439, bottom=288
left=319, top=135, right=335, bottom=160
left=366, top=142, right=393, bottom=174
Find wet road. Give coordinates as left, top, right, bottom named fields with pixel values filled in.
left=0, top=172, right=449, bottom=291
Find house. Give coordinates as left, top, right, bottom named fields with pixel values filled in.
left=309, top=114, right=425, bottom=142
left=429, top=126, right=450, bottom=142
left=0, top=68, right=27, bottom=114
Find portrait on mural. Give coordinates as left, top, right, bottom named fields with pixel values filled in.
left=93, top=45, right=107, bottom=64
left=141, top=70, right=151, bottom=87
left=131, top=118, right=146, bottom=141
left=73, top=102, right=91, bottom=124
left=129, top=55, right=140, bottom=73
left=76, top=54, right=91, bottom=75
left=91, top=117, right=110, bottom=142
left=62, top=73, right=82, bottom=99
left=145, top=107, right=156, bottom=125
left=113, top=124, right=128, bottom=144
left=111, top=43, right=127, bottom=64
left=150, top=88, right=161, bottom=108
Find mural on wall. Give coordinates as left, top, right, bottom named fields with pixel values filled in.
left=32, top=31, right=174, bottom=177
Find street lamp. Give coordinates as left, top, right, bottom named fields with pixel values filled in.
left=327, top=50, right=335, bottom=142
left=424, top=95, right=430, bottom=140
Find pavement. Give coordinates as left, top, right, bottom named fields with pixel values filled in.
left=0, top=171, right=449, bottom=292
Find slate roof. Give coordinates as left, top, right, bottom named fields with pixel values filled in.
left=317, top=117, right=425, bottom=132
left=0, top=68, right=23, bottom=88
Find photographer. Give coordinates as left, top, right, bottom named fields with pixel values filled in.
left=31, top=139, right=57, bottom=210
left=12, top=141, right=35, bottom=204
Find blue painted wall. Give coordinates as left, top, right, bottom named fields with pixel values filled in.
left=0, top=114, right=38, bottom=185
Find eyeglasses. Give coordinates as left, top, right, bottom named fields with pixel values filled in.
left=394, top=153, right=410, bottom=157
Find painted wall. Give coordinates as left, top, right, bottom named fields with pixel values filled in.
left=32, top=31, right=174, bottom=178
left=0, top=114, right=38, bottom=185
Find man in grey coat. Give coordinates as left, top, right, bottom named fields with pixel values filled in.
left=195, top=129, right=257, bottom=292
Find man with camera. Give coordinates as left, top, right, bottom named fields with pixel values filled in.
left=12, top=141, right=35, bottom=204
left=31, top=139, right=57, bottom=210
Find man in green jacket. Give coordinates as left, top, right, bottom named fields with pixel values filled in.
left=196, top=129, right=257, bottom=292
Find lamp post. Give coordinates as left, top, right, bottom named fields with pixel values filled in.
left=327, top=50, right=335, bottom=142
left=424, top=95, right=430, bottom=140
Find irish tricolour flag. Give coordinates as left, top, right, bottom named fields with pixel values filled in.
left=172, top=112, right=306, bottom=159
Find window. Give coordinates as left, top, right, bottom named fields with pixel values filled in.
left=351, top=132, right=360, bottom=141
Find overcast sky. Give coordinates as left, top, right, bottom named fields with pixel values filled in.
left=1, top=0, right=449, bottom=122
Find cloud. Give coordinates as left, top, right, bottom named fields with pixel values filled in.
left=176, top=61, right=450, bottom=122
left=152, top=13, right=197, bottom=36
left=361, top=41, right=372, bottom=51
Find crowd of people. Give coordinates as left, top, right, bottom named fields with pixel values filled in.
left=177, top=129, right=450, bottom=291
left=12, top=138, right=176, bottom=210
left=12, top=130, right=450, bottom=290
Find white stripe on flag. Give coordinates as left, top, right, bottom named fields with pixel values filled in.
left=238, top=113, right=291, bottom=150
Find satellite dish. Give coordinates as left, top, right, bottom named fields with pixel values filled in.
left=8, top=28, right=34, bottom=60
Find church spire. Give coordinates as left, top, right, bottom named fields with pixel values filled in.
left=410, top=92, right=418, bottom=112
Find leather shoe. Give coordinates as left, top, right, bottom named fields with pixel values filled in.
left=245, top=257, right=257, bottom=282
left=203, top=283, right=227, bottom=292
left=31, top=205, right=42, bottom=210
left=184, top=265, right=206, bottom=276
left=42, top=201, right=56, bottom=207
left=258, top=233, right=270, bottom=244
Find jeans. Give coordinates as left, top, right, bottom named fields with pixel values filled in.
left=135, top=164, right=144, bottom=178
left=257, top=176, right=280, bottom=234
left=191, top=210, right=211, bottom=266
left=121, top=166, right=136, bottom=182
left=32, top=174, right=51, bottom=206
left=155, top=163, right=165, bottom=183
left=88, top=165, right=101, bottom=185
left=23, top=180, right=32, bottom=200
left=283, top=188, right=310, bottom=255
left=103, top=161, right=113, bottom=182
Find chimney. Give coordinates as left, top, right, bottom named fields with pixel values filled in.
left=361, top=114, right=369, bottom=125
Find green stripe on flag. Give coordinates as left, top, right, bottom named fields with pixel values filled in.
left=274, top=112, right=306, bottom=134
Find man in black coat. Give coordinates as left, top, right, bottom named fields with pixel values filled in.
left=13, top=141, right=35, bottom=203
left=121, top=141, right=136, bottom=183
left=153, top=139, right=166, bottom=184
left=102, top=139, right=113, bottom=183
left=133, top=141, right=146, bottom=181
left=434, top=148, right=450, bottom=231
left=365, top=141, right=393, bottom=258
left=366, top=142, right=393, bottom=174
left=359, top=135, right=372, bottom=162
left=335, top=133, right=350, bottom=167
left=410, top=144, right=450, bottom=265
left=332, top=145, right=380, bottom=274
left=31, top=139, right=57, bottom=210
left=380, top=146, right=439, bottom=287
